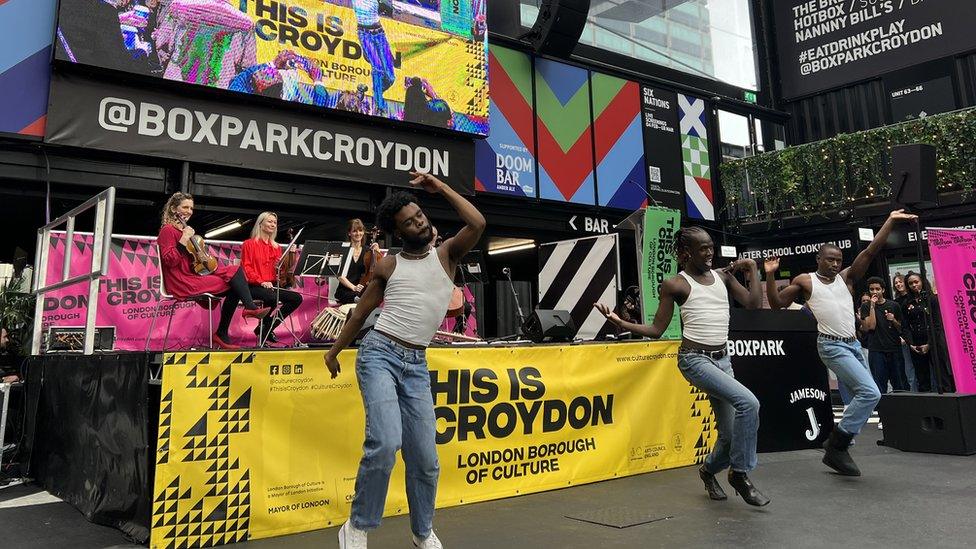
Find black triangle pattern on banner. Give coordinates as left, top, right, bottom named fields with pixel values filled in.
left=156, top=353, right=254, bottom=548
left=688, top=385, right=717, bottom=465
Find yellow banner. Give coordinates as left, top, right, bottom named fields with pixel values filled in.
left=151, top=342, right=714, bottom=547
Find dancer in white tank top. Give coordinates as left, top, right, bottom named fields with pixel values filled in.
left=326, top=172, right=486, bottom=549
left=764, top=209, right=917, bottom=477
left=596, top=226, right=769, bottom=506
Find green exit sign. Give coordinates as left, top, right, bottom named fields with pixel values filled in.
left=743, top=91, right=758, bottom=103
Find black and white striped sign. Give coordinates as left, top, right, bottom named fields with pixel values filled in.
left=538, top=234, right=619, bottom=340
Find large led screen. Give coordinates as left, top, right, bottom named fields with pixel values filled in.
left=54, top=0, right=489, bottom=136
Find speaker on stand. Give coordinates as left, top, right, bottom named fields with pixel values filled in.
left=878, top=144, right=970, bottom=455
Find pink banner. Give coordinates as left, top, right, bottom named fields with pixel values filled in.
left=927, top=228, right=976, bottom=394
left=41, top=232, right=478, bottom=351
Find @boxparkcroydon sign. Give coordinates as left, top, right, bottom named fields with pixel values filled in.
left=45, top=72, right=475, bottom=194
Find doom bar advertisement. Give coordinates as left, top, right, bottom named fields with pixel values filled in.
left=55, top=0, right=489, bottom=135
left=151, top=342, right=714, bottom=546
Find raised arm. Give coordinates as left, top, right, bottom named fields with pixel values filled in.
left=860, top=297, right=877, bottom=331
left=595, top=278, right=680, bottom=339
left=722, top=258, right=761, bottom=309
left=763, top=256, right=804, bottom=309
left=409, top=172, right=486, bottom=264
left=846, top=209, right=918, bottom=283
left=324, top=257, right=391, bottom=378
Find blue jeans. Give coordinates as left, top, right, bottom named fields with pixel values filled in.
left=869, top=349, right=908, bottom=393
left=349, top=330, right=439, bottom=538
left=677, top=352, right=759, bottom=473
left=901, top=343, right=918, bottom=392
left=817, top=338, right=882, bottom=435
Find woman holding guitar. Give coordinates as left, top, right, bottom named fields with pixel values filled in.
left=335, top=219, right=383, bottom=305
left=241, top=212, right=303, bottom=344
left=157, top=193, right=270, bottom=349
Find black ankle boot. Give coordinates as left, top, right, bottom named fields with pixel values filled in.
left=699, top=466, right=727, bottom=500
left=823, top=428, right=861, bottom=476
left=727, top=471, right=770, bottom=507
left=254, top=321, right=278, bottom=344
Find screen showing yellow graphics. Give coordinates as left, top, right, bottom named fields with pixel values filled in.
left=54, top=0, right=489, bottom=136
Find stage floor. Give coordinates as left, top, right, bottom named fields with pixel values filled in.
left=2, top=425, right=974, bottom=549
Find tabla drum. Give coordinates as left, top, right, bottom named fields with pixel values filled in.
left=310, top=304, right=355, bottom=340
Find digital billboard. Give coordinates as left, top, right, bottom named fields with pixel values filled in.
left=55, top=0, right=489, bottom=136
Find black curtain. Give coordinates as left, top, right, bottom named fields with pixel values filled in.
left=25, top=353, right=155, bottom=543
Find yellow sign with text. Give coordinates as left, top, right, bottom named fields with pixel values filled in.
left=150, top=342, right=714, bottom=547
left=243, top=0, right=489, bottom=118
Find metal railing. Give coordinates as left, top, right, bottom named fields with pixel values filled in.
left=31, top=187, right=116, bottom=355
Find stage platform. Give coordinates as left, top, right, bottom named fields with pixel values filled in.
left=3, top=427, right=975, bottom=548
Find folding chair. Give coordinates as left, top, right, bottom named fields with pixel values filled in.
left=146, top=244, right=219, bottom=351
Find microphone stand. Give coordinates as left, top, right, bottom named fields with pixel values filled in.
left=504, top=268, right=526, bottom=337
left=261, top=228, right=304, bottom=348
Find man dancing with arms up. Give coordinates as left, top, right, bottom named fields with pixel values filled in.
left=325, top=172, right=486, bottom=549
left=596, top=226, right=769, bottom=506
left=763, top=209, right=917, bottom=476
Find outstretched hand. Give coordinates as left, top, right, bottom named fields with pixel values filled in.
left=723, top=258, right=756, bottom=274
left=889, top=209, right=918, bottom=224
left=763, top=256, right=780, bottom=275
left=409, top=171, right=445, bottom=193
left=594, top=302, right=622, bottom=326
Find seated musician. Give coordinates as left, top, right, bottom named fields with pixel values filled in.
left=157, top=193, right=270, bottom=349
left=334, top=218, right=382, bottom=305
left=240, top=212, right=303, bottom=343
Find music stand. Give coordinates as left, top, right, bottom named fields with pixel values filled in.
left=296, top=240, right=349, bottom=279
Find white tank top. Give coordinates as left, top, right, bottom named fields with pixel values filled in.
left=807, top=272, right=856, bottom=338
left=677, top=270, right=729, bottom=346
left=373, top=251, right=455, bottom=347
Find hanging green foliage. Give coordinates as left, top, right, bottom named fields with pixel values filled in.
left=720, top=108, right=976, bottom=221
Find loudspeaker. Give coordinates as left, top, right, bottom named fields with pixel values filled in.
left=890, top=144, right=938, bottom=208
left=354, top=309, right=382, bottom=344
left=521, top=309, right=577, bottom=343
left=877, top=393, right=976, bottom=455
left=526, top=0, right=591, bottom=57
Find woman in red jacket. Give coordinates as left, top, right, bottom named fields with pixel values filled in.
left=157, top=193, right=270, bottom=349
left=241, top=212, right=303, bottom=344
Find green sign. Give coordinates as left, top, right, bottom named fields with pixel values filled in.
left=743, top=90, right=758, bottom=104
left=640, top=207, right=682, bottom=340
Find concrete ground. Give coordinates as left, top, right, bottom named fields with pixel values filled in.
left=2, top=425, right=974, bottom=549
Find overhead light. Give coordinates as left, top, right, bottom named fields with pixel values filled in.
left=488, top=242, right=536, bottom=255
left=205, top=220, right=243, bottom=239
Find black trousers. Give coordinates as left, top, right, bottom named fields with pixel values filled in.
left=248, top=285, right=303, bottom=330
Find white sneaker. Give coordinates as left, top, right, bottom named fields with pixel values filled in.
left=339, top=520, right=367, bottom=549
left=412, top=530, right=443, bottom=548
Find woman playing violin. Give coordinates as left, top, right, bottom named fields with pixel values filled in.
left=241, top=212, right=303, bottom=344
left=157, top=193, right=270, bottom=349
left=334, top=218, right=382, bottom=305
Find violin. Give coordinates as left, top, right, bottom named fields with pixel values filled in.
left=357, top=226, right=383, bottom=290
left=278, top=227, right=298, bottom=288
left=445, top=286, right=465, bottom=318
left=176, top=216, right=218, bottom=275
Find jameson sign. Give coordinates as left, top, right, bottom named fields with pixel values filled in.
left=639, top=86, right=683, bottom=211
left=640, top=207, right=681, bottom=340
left=773, top=0, right=976, bottom=99
left=45, top=73, right=475, bottom=194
